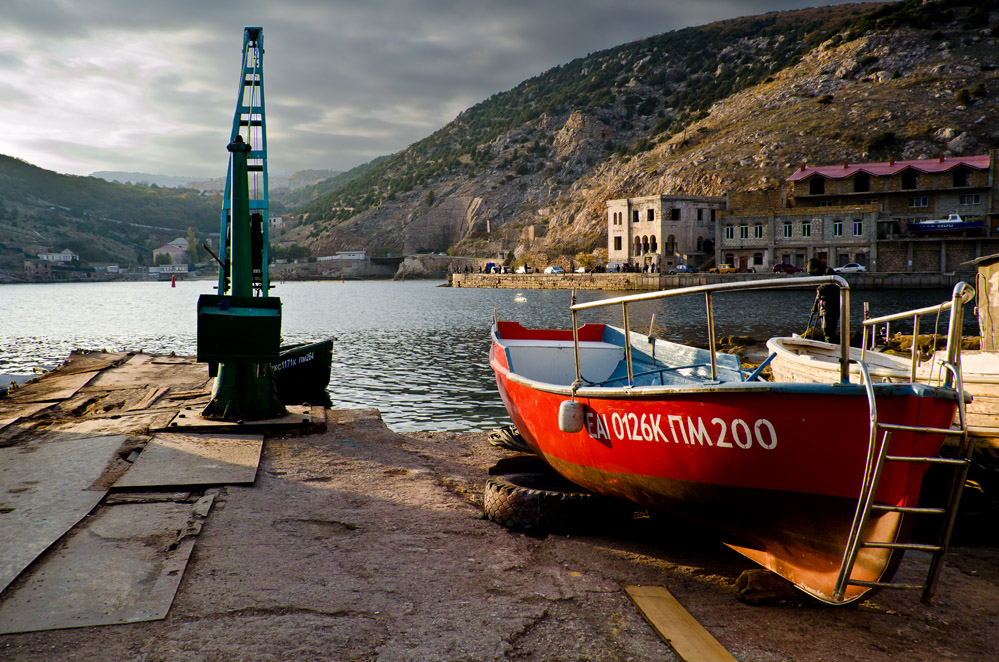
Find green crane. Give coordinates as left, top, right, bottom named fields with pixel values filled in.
left=196, top=27, right=285, bottom=421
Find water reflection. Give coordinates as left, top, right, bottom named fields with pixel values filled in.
left=0, top=279, right=978, bottom=432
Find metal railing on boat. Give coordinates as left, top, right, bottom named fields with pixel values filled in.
left=860, top=281, right=976, bottom=384
left=568, top=276, right=853, bottom=386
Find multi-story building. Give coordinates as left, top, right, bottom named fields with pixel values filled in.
left=786, top=153, right=996, bottom=237
left=717, top=152, right=999, bottom=272
left=716, top=203, right=879, bottom=271
left=607, top=194, right=726, bottom=271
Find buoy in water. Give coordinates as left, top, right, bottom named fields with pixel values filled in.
left=558, top=400, right=584, bottom=433
left=171, top=276, right=176, bottom=287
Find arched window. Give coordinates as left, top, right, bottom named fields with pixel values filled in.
left=650, top=236, right=658, bottom=253
left=696, top=236, right=703, bottom=252
left=667, top=234, right=676, bottom=254
left=634, top=240, right=642, bottom=257
left=642, top=236, right=650, bottom=254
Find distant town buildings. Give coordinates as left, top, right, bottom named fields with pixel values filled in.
left=37, top=249, right=79, bottom=263
left=608, top=151, right=999, bottom=273
left=152, top=237, right=190, bottom=264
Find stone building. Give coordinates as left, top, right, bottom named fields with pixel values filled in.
left=786, top=153, right=997, bottom=237
left=717, top=152, right=999, bottom=272
left=606, top=194, right=726, bottom=271
left=716, top=203, right=879, bottom=271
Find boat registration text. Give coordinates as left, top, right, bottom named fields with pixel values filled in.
left=584, top=409, right=777, bottom=450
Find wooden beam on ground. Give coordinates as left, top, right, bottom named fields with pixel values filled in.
left=624, top=585, right=738, bottom=662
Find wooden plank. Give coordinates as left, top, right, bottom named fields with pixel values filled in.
left=624, top=585, right=737, bottom=662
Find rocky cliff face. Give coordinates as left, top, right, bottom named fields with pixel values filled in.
left=291, top=2, right=999, bottom=267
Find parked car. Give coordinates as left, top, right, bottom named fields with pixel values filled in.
left=515, top=265, right=533, bottom=274
left=543, top=266, right=566, bottom=274
left=772, top=263, right=804, bottom=274
left=490, top=265, right=511, bottom=274
left=835, top=263, right=867, bottom=274
left=708, top=264, right=737, bottom=274
left=668, top=265, right=699, bottom=275
left=575, top=267, right=590, bottom=273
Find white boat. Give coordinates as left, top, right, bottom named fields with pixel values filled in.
left=767, top=283, right=997, bottom=446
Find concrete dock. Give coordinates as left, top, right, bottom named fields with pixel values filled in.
left=1, top=351, right=997, bottom=661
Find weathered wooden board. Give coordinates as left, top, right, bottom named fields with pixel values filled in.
left=625, top=585, right=737, bottom=662
left=0, top=401, right=53, bottom=432
left=0, top=433, right=125, bottom=593
left=114, top=432, right=264, bottom=488
left=0, top=495, right=214, bottom=633
left=5, top=370, right=102, bottom=403
left=87, top=353, right=210, bottom=392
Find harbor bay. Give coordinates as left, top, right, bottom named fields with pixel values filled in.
left=0, top=279, right=975, bottom=432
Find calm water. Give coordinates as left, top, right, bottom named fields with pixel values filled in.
left=0, top=279, right=975, bottom=432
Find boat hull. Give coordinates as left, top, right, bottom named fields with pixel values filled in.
left=271, top=339, right=334, bottom=406
left=490, top=329, right=958, bottom=603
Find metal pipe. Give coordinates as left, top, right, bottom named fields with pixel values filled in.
left=706, top=292, right=718, bottom=380
left=622, top=303, right=634, bottom=385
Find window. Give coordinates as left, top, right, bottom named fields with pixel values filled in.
left=754, top=224, right=764, bottom=239
left=953, top=169, right=971, bottom=187
left=633, top=210, right=640, bottom=223
left=724, top=226, right=734, bottom=240
left=801, top=221, right=812, bottom=237
left=853, top=219, right=863, bottom=236
left=647, top=209, right=655, bottom=222
left=908, top=196, right=928, bottom=208
left=670, top=208, right=681, bottom=221
left=650, top=236, right=658, bottom=252
left=901, top=171, right=919, bottom=190
left=783, top=222, right=792, bottom=238
left=614, top=236, right=622, bottom=251
left=815, top=200, right=833, bottom=207
left=634, top=242, right=642, bottom=256
left=854, top=173, right=870, bottom=193
left=697, top=209, right=704, bottom=221
left=833, top=220, right=843, bottom=237
left=809, top=177, right=825, bottom=195
left=740, top=225, right=749, bottom=239
left=960, top=193, right=982, bottom=205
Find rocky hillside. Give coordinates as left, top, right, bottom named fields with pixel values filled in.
left=286, top=0, right=999, bottom=267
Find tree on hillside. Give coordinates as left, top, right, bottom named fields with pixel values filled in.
left=187, top=226, right=199, bottom=264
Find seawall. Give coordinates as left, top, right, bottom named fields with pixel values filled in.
left=450, top=272, right=967, bottom=291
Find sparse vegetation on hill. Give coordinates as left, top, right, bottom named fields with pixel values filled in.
left=285, top=0, right=999, bottom=266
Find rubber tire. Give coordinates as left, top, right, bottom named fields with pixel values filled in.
left=484, top=471, right=616, bottom=534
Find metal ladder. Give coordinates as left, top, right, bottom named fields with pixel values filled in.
left=833, top=360, right=974, bottom=604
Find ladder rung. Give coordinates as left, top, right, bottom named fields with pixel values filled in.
left=247, top=165, right=264, bottom=172
left=861, top=541, right=942, bottom=552
left=884, top=455, right=968, bottom=466
left=877, top=422, right=963, bottom=435
left=870, top=504, right=947, bottom=515
left=239, top=120, right=264, bottom=127
left=847, top=579, right=925, bottom=590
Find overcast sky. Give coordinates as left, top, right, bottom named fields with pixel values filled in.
left=0, top=0, right=868, bottom=179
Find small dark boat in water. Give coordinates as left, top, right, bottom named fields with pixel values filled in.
left=271, top=339, right=334, bottom=406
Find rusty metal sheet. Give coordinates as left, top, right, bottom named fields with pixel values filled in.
left=0, top=494, right=214, bottom=633
left=0, top=433, right=126, bottom=593
left=114, top=432, right=263, bottom=488
left=87, top=353, right=210, bottom=392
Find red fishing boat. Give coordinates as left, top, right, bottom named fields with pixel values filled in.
left=489, top=277, right=971, bottom=604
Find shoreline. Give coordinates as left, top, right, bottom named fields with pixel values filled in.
left=450, top=271, right=969, bottom=291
